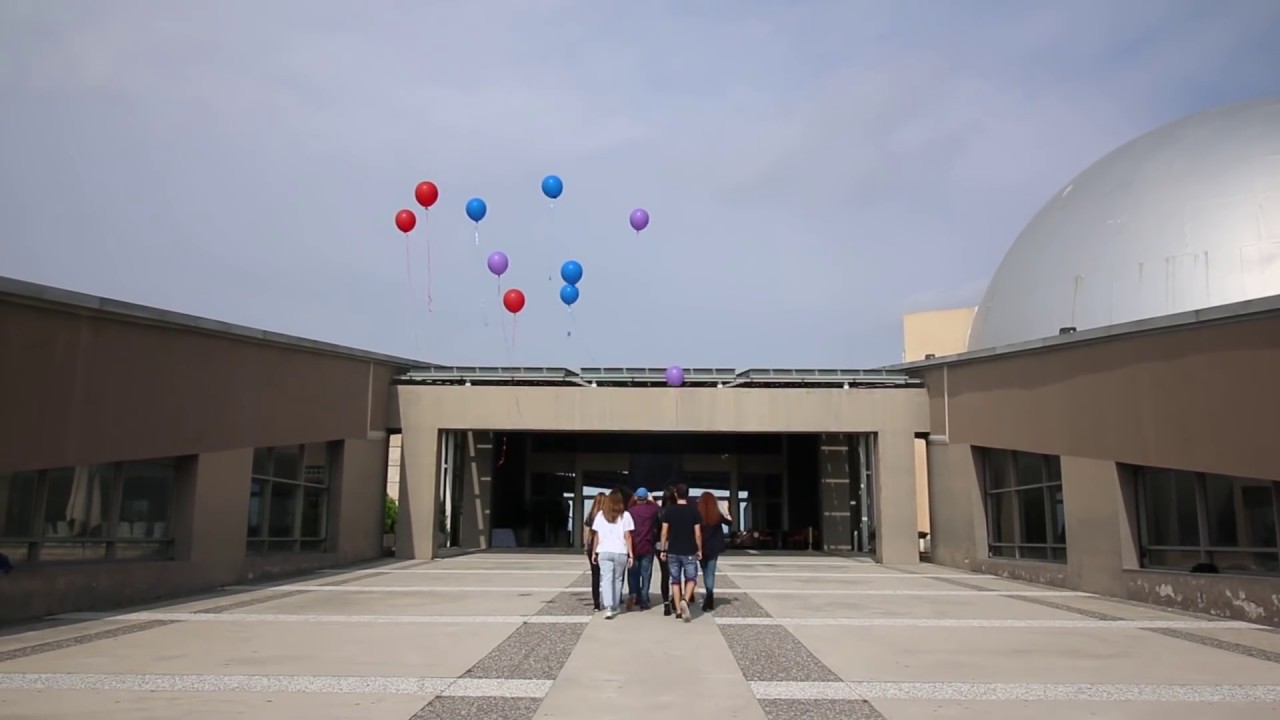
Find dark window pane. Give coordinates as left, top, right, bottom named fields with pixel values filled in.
left=1141, top=470, right=1200, bottom=547
left=990, top=544, right=1018, bottom=558
left=44, top=467, right=111, bottom=539
left=1209, top=550, right=1280, bottom=574
left=300, top=487, right=326, bottom=538
left=1018, top=486, right=1049, bottom=544
left=985, top=449, right=1014, bottom=490
left=1046, top=456, right=1063, bottom=486
left=115, top=542, right=171, bottom=560
left=300, top=539, right=327, bottom=552
left=268, top=482, right=299, bottom=538
left=1014, top=452, right=1046, bottom=487
left=118, top=460, right=176, bottom=540
left=1050, top=546, right=1069, bottom=562
left=302, top=442, right=330, bottom=485
left=0, top=471, right=39, bottom=538
left=988, top=491, right=1016, bottom=544
left=1050, top=485, right=1067, bottom=544
left=39, top=541, right=108, bottom=562
left=252, top=448, right=272, bottom=477
left=1019, top=545, right=1049, bottom=560
left=247, top=479, right=267, bottom=538
left=1206, top=475, right=1276, bottom=549
left=1146, top=548, right=1203, bottom=570
left=271, top=445, right=301, bottom=482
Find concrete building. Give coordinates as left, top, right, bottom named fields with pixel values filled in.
left=2, top=97, right=1278, bottom=629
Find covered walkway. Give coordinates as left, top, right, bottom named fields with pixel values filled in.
left=1, top=553, right=1278, bottom=719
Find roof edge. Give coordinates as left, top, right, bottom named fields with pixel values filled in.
left=0, top=275, right=430, bottom=368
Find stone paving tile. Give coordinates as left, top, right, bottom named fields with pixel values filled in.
left=930, top=574, right=1280, bottom=665
left=719, top=625, right=842, bottom=683
left=0, top=621, right=179, bottom=664
left=409, top=696, right=542, bottom=719
left=757, top=698, right=886, bottom=719
left=462, top=623, right=586, bottom=681
left=711, top=593, right=773, bottom=618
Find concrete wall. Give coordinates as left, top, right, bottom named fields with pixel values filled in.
left=394, top=385, right=930, bottom=564
left=921, top=308, right=1280, bottom=625
left=0, top=292, right=401, bottom=623
left=901, top=306, right=976, bottom=536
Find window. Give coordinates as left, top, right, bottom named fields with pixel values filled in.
left=0, top=459, right=180, bottom=563
left=980, top=448, right=1067, bottom=562
left=1136, top=467, right=1279, bottom=575
left=247, top=442, right=334, bottom=554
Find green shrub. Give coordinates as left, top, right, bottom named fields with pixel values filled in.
left=384, top=495, right=398, bottom=534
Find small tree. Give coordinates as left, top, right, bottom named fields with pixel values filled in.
left=384, top=495, right=398, bottom=535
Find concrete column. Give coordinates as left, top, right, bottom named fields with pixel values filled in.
left=332, top=437, right=388, bottom=564
left=458, top=431, right=494, bottom=549
left=396, top=390, right=438, bottom=560
left=874, top=431, right=920, bottom=565
left=178, top=449, right=253, bottom=585
left=818, top=433, right=852, bottom=552
left=924, top=438, right=985, bottom=569
left=1061, top=456, right=1127, bottom=596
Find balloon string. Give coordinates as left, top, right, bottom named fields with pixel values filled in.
left=422, top=210, right=433, bottom=313
left=567, top=306, right=574, bottom=338
left=474, top=225, right=480, bottom=246
left=403, top=233, right=420, bottom=353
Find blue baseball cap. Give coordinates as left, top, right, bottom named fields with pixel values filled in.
left=635, top=487, right=650, bottom=499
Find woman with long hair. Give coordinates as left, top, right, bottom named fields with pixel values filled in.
left=584, top=492, right=607, bottom=612
left=590, top=489, right=635, bottom=619
left=657, top=486, right=678, bottom=617
left=697, top=491, right=732, bottom=612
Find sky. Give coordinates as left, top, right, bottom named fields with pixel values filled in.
left=2, top=1, right=1279, bottom=369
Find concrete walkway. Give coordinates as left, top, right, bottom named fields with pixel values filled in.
left=1, top=552, right=1279, bottom=719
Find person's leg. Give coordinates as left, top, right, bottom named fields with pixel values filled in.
left=659, top=557, right=671, bottom=616
left=638, top=553, right=654, bottom=608
left=599, top=553, right=618, bottom=617
left=589, top=557, right=601, bottom=611
left=611, top=554, right=627, bottom=612
left=626, top=557, right=639, bottom=610
left=702, top=556, right=717, bottom=611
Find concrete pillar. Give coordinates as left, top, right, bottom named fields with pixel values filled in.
left=458, top=431, right=495, bottom=549
left=1061, top=456, right=1127, bottom=596
left=924, top=438, right=985, bottom=569
left=818, top=433, right=852, bottom=552
left=177, top=449, right=252, bottom=585
left=874, top=431, right=920, bottom=565
left=332, top=437, right=388, bottom=564
left=396, top=390, right=438, bottom=560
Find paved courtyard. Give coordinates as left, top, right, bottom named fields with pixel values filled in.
left=1, top=552, right=1279, bottom=719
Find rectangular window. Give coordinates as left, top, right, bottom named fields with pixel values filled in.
left=1136, top=467, right=1280, bottom=575
left=980, top=447, right=1067, bottom=562
left=0, top=460, right=180, bottom=563
left=247, top=442, right=335, bottom=554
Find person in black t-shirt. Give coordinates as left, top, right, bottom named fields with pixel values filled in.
left=659, top=483, right=702, bottom=622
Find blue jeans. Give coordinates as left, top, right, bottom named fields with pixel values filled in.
left=597, top=552, right=628, bottom=611
left=627, top=553, right=654, bottom=605
left=700, top=555, right=718, bottom=591
left=668, top=553, right=698, bottom=584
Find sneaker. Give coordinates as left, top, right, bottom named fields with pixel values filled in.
left=605, top=609, right=616, bottom=620
left=679, top=597, right=691, bottom=622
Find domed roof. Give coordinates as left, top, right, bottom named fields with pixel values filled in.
left=967, top=97, right=1280, bottom=350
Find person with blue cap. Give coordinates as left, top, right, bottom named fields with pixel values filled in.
left=625, top=486, right=660, bottom=611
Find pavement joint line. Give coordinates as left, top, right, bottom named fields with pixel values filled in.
left=0, top=673, right=554, bottom=698
left=714, top=617, right=1267, bottom=629
left=930, top=575, right=1280, bottom=664
left=52, top=612, right=592, bottom=624
left=844, top=680, right=1280, bottom=702
left=219, top=584, right=1093, bottom=596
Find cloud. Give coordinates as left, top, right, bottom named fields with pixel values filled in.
left=1, top=0, right=1279, bottom=368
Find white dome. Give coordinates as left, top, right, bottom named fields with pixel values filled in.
left=968, top=98, right=1280, bottom=350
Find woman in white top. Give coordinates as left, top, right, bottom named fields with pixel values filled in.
left=590, top=489, right=635, bottom=619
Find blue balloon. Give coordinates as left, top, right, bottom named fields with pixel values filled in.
left=559, top=283, right=579, bottom=306
left=466, top=197, right=487, bottom=223
left=541, top=175, right=563, bottom=200
left=560, top=260, right=583, bottom=285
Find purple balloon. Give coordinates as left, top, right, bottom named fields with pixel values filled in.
left=665, top=365, right=684, bottom=387
left=629, top=208, right=650, bottom=233
left=487, top=251, right=509, bottom=277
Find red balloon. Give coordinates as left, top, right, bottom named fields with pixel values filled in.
left=503, top=288, right=526, bottom=314
left=395, top=209, right=416, bottom=233
left=415, top=181, right=439, bottom=209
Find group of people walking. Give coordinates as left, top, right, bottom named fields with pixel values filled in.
left=584, top=483, right=729, bottom=621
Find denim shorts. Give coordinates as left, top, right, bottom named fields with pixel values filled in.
left=667, top=554, right=698, bottom=583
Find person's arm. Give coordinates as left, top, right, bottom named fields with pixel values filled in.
left=695, top=523, right=703, bottom=559
left=625, top=529, right=634, bottom=567
left=660, top=522, right=669, bottom=556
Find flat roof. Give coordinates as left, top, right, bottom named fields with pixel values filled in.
left=397, top=366, right=921, bottom=388
left=0, top=275, right=429, bottom=368
left=889, top=292, right=1280, bottom=372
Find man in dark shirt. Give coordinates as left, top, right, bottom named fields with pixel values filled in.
left=660, top=483, right=702, bottom=622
